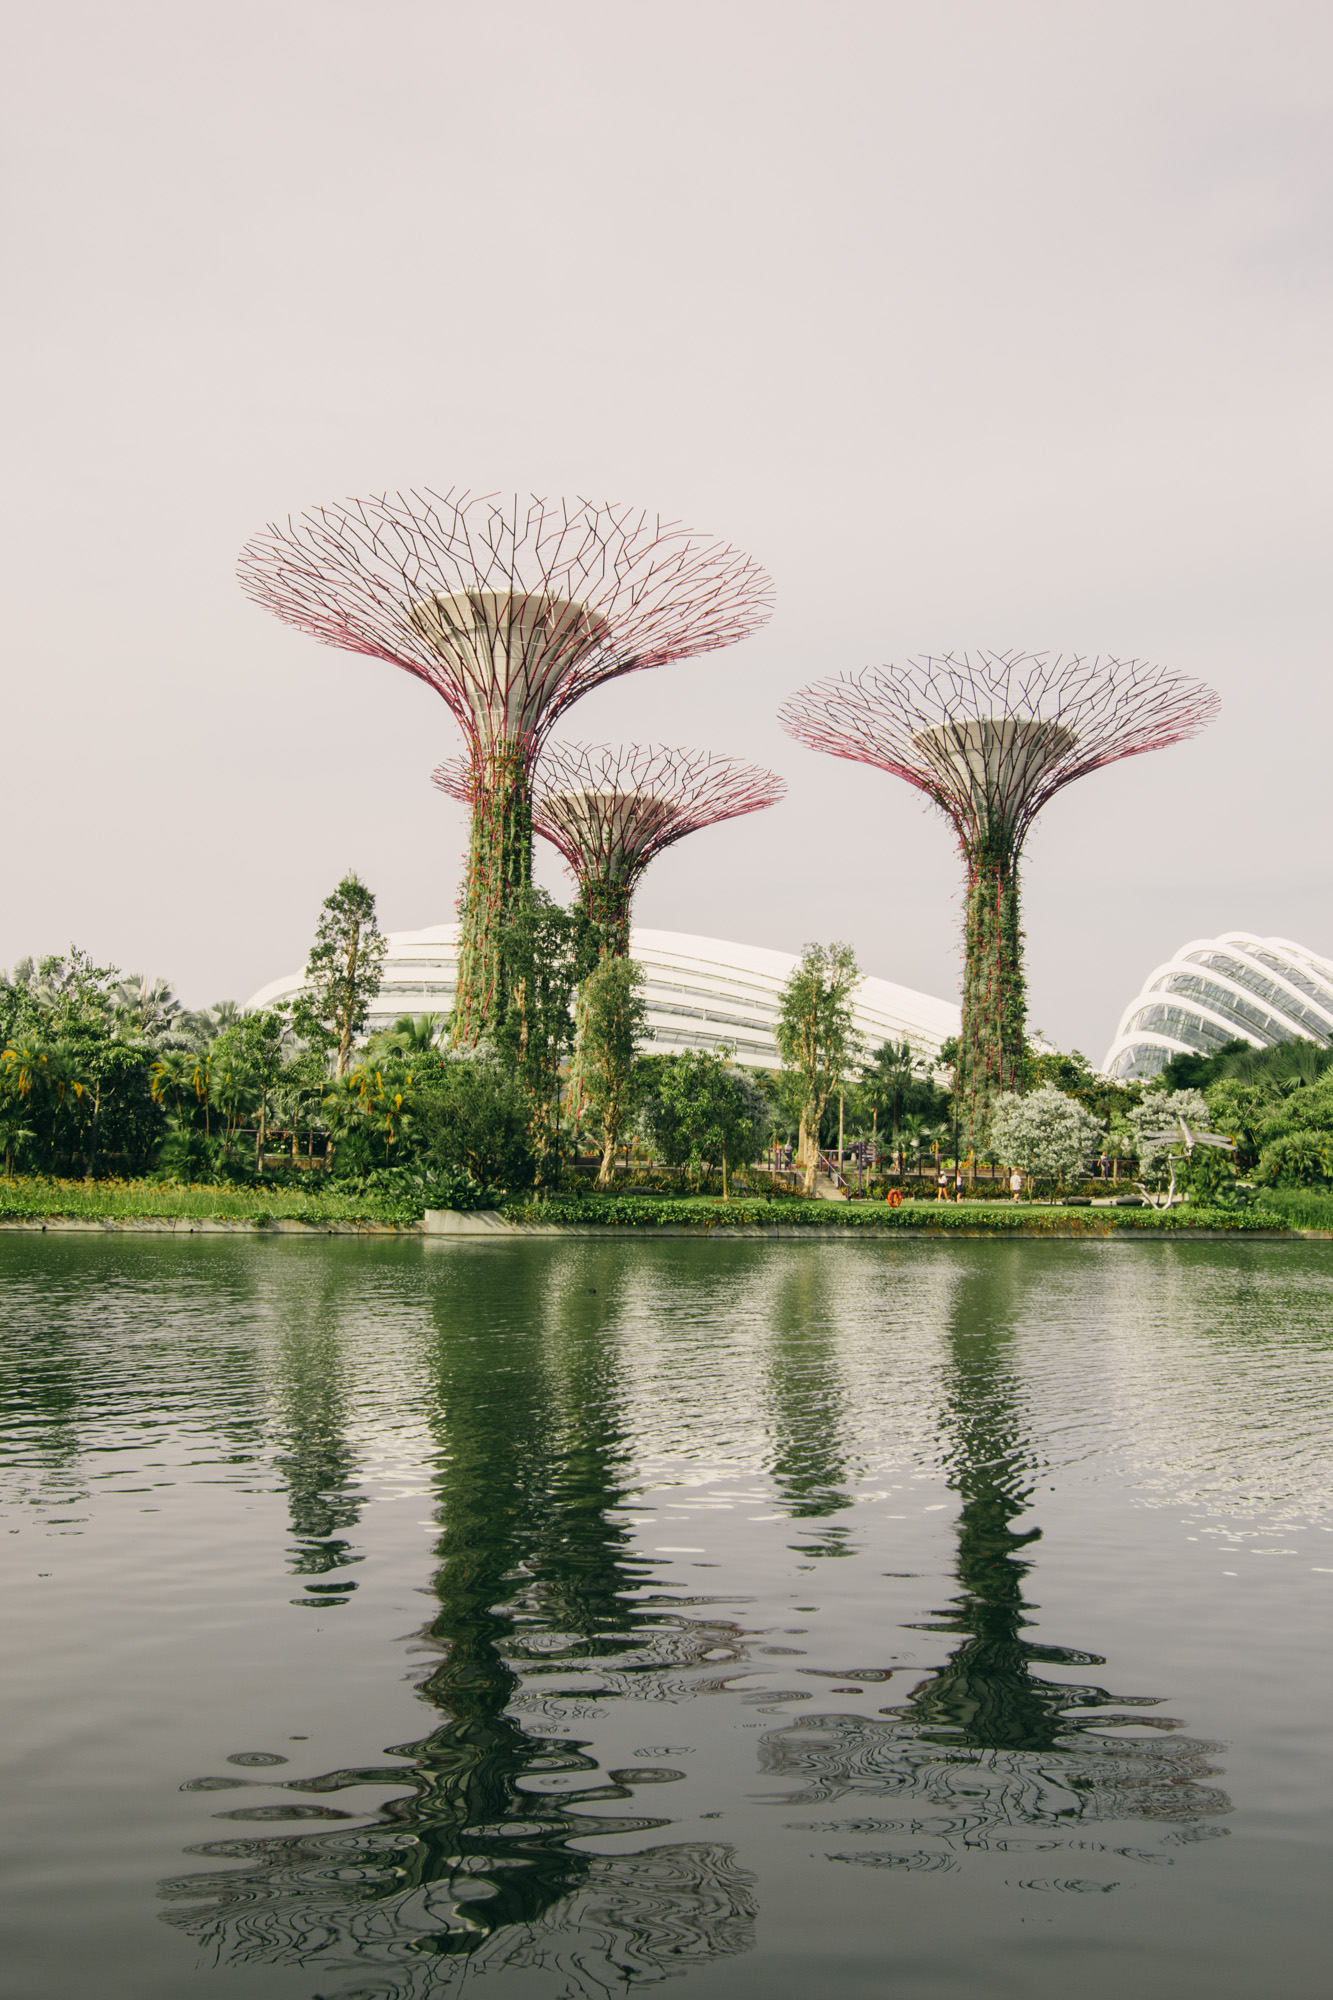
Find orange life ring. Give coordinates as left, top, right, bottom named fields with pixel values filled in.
left=885, top=1188, right=903, bottom=1207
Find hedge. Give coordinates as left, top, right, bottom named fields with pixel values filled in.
left=498, top=1194, right=1288, bottom=1233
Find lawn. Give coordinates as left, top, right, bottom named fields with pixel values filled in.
left=0, top=1177, right=409, bottom=1226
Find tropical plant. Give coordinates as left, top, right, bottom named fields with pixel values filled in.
left=113, top=974, right=189, bottom=1047
left=493, top=889, right=597, bottom=1175
left=149, top=1049, right=192, bottom=1118
left=774, top=941, right=863, bottom=1193
left=1256, top=1130, right=1332, bottom=1187
left=989, top=1086, right=1105, bottom=1199
left=420, top=1056, right=536, bottom=1189
left=366, top=1013, right=447, bottom=1062
left=569, top=956, right=651, bottom=1188
left=637, top=1048, right=763, bottom=1194
left=295, top=872, right=387, bottom=1076
left=0, top=1106, right=35, bottom=1177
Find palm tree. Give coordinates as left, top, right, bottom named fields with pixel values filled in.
left=113, top=975, right=185, bottom=1045
left=149, top=1050, right=191, bottom=1120
left=0, top=1108, right=35, bottom=1178
left=861, top=1038, right=918, bottom=1158
left=210, top=1057, right=255, bottom=1157
left=365, top=1013, right=446, bottom=1063
left=199, top=1000, right=241, bottom=1041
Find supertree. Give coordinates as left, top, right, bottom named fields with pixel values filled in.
left=779, top=652, right=1219, bottom=1144
left=434, top=743, right=786, bottom=957
left=238, top=491, right=773, bottom=1041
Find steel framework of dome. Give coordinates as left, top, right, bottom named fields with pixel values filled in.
left=780, top=650, right=1219, bottom=1142
left=1104, top=931, right=1333, bottom=1080
left=434, top=743, right=786, bottom=956
left=238, top=490, right=773, bottom=1041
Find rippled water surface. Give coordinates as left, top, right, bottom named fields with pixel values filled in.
left=2, top=1233, right=1332, bottom=2000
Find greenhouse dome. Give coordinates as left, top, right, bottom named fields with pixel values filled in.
left=247, top=924, right=959, bottom=1071
left=1102, top=931, right=1333, bottom=1081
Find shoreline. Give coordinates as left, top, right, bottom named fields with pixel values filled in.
left=1, top=1211, right=1328, bottom=1242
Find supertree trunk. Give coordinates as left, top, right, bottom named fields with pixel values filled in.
left=960, top=843, right=1026, bottom=1147
left=582, top=872, right=634, bottom=958
left=453, top=743, right=534, bottom=1045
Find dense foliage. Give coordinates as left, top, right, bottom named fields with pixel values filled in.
left=988, top=1086, right=1105, bottom=1198
left=635, top=1048, right=766, bottom=1192
left=8, top=866, right=1332, bottom=1220
left=774, top=941, right=862, bottom=1191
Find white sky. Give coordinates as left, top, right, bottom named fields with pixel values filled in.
left=3, top=0, right=1330, bottom=1061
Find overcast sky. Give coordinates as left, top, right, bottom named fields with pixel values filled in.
left=3, top=0, right=1330, bottom=1060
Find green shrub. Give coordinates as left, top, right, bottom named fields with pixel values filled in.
left=1256, top=1131, right=1333, bottom=1188
left=420, top=1059, right=535, bottom=1189
left=498, top=1192, right=1281, bottom=1233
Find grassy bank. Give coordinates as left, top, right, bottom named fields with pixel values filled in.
left=2, top=1179, right=1322, bottom=1236
left=1249, top=1186, right=1333, bottom=1231
left=0, top=1176, right=410, bottom=1226
left=500, top=1193, right=1291, bottom=1232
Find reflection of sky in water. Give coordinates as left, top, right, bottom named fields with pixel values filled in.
left=3, top=1235, right=1332, bottom=1996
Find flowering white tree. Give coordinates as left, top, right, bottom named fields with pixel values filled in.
left=989, top=1086, right=1105, bottom=1200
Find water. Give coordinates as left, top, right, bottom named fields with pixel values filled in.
left=2, top=1234, right=1331, bottom=2000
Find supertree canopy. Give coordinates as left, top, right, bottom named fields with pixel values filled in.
left=435, top=743, right=786, bottom=957
left=238, top=491, right=773, bottom=1041
left=779, top=651, right=1219, bottom=1144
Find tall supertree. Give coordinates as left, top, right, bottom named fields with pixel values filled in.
left=435, top=743, right=786, bottom=957
left=779, top=652, right=1219, bottom=1144
left=238, top=491, right=772, bottom=1041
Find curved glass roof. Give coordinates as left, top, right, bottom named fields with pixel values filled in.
left=248, top=924, right=960, bottom=1072
left=1104, top=931, right=1333, bottom=1081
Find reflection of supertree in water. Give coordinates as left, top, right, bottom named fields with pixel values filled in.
left=762, top=1260, right=857, bottom=1561
left=272, top=1324, right=365, bottom=1608
left=161, top=1253, right=756, bottom=1993
left=761, top=1266, right=1230, bottom=1865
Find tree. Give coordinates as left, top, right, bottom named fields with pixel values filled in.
left=569, top=956, right=651, bottom=1188
left=366, top=1014, right=447, bottom=1062
left=112, top=975, right=190, bottom=1048
left=298, top=873, right=387, bottom=1077
left=774, top=942, right=862, bottom=1193
left=860, top=1038, right=947, bottom=1160
left=989, top=1086, right=1104, bottom=1200
left=492, top=889, right=597, bottom=1178
left=638, top=1048, right=762, bottom=1194
left=1257, top=1131, right=1333, bottom=1187
left=420, top=1058, right=536, bottom=1189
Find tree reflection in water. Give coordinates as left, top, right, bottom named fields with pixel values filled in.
left=761, top=1262, right=1230, bottom=1867
left=160, top=1249, right=756, bottom=1996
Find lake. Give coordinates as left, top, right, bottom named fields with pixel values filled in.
left=2, top=1232, right=1331, bottom=2000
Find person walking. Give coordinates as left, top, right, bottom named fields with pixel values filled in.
left=1009, top=1168, right=1023, bottom=1202
left=936, top=1166, right=950, bottom=1202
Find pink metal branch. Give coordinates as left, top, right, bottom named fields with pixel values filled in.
left=239, top=489, right=774, bottom=768
left=434, top=742, right=786, bottom=876
left=778, top=651, right=1219, bottom=852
